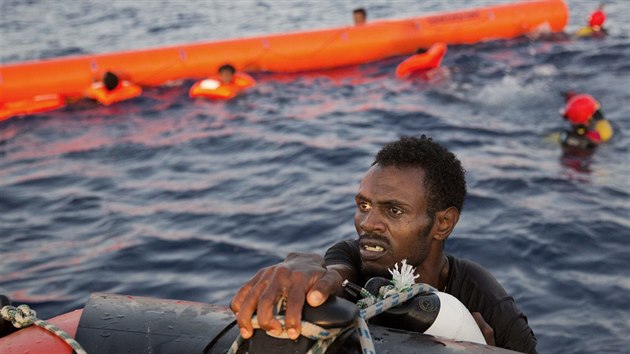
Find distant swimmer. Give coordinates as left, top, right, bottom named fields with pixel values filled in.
left=84, top=71, right=143, bottom=106
left=189, top=64, right=256, bottom=100
left=575, top=3, right=607, bottom=38
left=353, top=8, right=367, bottom=26
left=559, top=92, right=613, bottom=154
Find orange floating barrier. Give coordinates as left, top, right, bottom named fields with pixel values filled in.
left=396, top=43, right=448, bottom=78
left=0, top=0, right=568, bottom=106
left=189, top=73, right=256, bottom=100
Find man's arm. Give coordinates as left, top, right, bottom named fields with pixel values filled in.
left=230, top=252, right=346, bottom=340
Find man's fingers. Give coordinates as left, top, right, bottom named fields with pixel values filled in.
left=284, top=284, right=307, bottom=340
left=306, top=269, right=341, bottom=307
left=230, top=271, right=263, bottom=314
left=235, top=277, right=269, bottom=339
left=255, top=284, right=284, bottom=336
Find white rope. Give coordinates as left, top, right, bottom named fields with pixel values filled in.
left=1, top=304, right=87, bottom=354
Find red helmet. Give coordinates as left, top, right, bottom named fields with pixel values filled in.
left=563, top=94, right=600, bottom=124
left=588, top=9, right=606, bottom=28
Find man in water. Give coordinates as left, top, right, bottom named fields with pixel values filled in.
left=102, top=71, right=120, bottom=91
left=231, top=136, right=538, bottom=353
left=575, top=3, right=607, bottom=37
left=84, top=71, right=142, bottom=105
left=560, top=92, right=613, bottom=154
left=353, top=8, right=367, bottom=25
left=218, top=64, right=236, bottom=85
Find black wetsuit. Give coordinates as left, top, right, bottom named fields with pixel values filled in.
left=324, top=239, right=538, bottom=354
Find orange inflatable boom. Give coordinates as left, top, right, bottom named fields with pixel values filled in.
left=0, top=0, right=567, bottom=105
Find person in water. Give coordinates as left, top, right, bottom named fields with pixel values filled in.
left=575, top=3, right=607, bottom=37
left=559, top=92, right=613, bottom=153
left=231, top=136, right=538, bottom=353
left=218, top=64, right=236, bottom=85
left=84, top=71, right=142, bottom=105
left=103, top=71, right=120, bottom=91
left=353, top=8, right=367, bottom=26
left=189, top=64, right=256, bottom=100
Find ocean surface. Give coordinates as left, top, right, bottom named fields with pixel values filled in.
left=1, top=1, right=629, bottom=353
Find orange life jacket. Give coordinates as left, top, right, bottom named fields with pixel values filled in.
left=396, top=43, right=447, bottom=78
left=84, top=81, right=142, bottom=106
left=189, top=73, right=256, bottom=100
left=0, top=94, right=66, bottom=122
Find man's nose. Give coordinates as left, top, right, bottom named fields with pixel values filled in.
left=360, top=209, right=385, bottom=234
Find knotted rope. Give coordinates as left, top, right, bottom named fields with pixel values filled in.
left=353, top=282, right=436, bottom=354
left=1, top=304, right=87, bottom=354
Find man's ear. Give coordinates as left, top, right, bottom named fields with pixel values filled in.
left=432, top=206, right=459, bottom=241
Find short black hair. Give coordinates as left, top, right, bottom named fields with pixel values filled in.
left=218, top=64, right=236, bottom=75
left=372, top=135, right=467, bottom=216
left=103, top=71, right=119, bottom=91
left=353, top=8, right=366, bottom=17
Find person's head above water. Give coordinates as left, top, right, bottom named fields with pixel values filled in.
left=588, top=3, right=606, bottom=30
left=356, top=135, right=466, bottom=278
left=218, top=64, right=236, bottom=84
left=562, top=92, right=600, bottom=125
left=103, top=71, right=120, bottom=91
left=371, top=135, right=467, bottom=215
left=353, top=8, right=367, bottom=25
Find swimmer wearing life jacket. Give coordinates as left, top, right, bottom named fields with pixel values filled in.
left=84, top=71, right=142, bottom=106
left=559, top=92, right=613, bottom=154
left=189, top=64, right=256, bottom=100
left=575, top=3, right=607, bottom=38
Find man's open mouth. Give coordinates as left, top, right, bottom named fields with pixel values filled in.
left=359, top=237, right=389, bottom=261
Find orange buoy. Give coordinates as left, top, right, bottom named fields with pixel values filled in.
left=396, top=43, right=447, bottom=78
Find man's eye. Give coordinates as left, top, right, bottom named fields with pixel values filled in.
left=358, top=202, right=370, bottom=211
left=389, top=207, right=403, bottom=216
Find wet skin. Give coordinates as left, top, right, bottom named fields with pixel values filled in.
left=355, top=164, right=435, bottom=279
left=353, top=13, right=366, bottom=25
left=219, top=71, right=234, bottom=85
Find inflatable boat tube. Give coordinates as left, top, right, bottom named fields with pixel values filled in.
left=0, top=293, right=524, bottom=354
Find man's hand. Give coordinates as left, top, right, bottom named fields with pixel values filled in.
left=230, top=252, right=342, bottom=340
left=472, top=312, right=495, bottom=346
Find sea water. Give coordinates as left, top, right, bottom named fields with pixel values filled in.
left=1, top=1, right=629, bottom=353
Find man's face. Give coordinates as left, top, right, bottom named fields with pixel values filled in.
left=353, top=13, right=366, bottom=25
left=354, top=164, right=434, bottom=278
left=219, top=70, right=234, bottom=84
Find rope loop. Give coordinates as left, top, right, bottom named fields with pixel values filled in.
left=1, top=304, right=37, bottom=328
left=1, top=304, right=88, bottom=354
